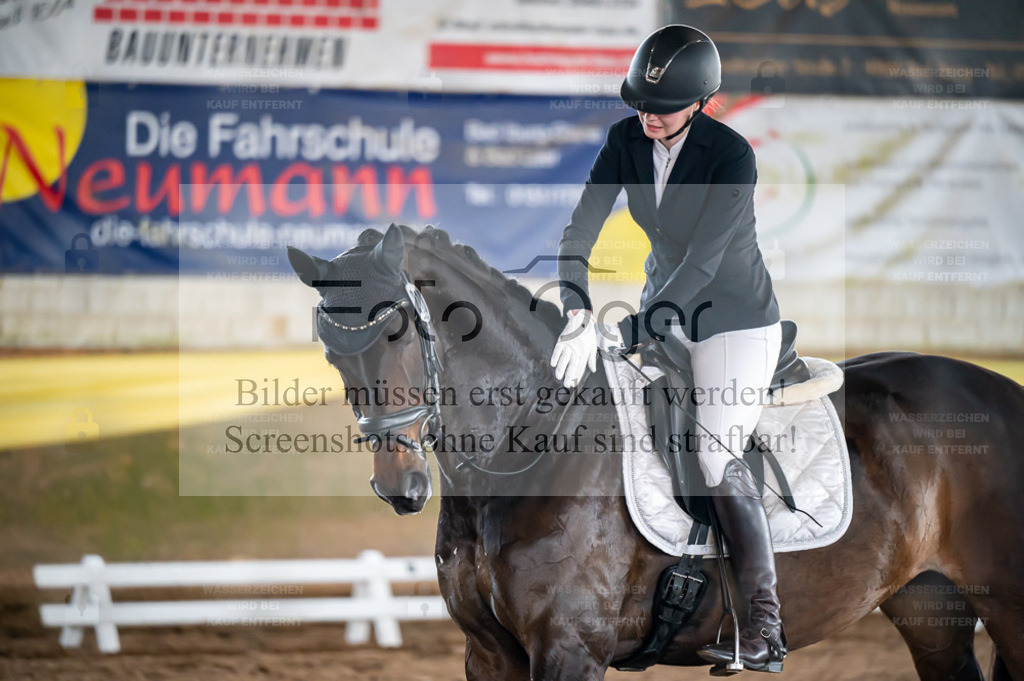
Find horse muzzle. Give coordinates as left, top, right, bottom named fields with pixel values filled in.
left=371, top=470, right=431, bottom=515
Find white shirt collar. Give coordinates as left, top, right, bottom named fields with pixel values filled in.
left=652, top=126, right=689, bottom=207
left=653, top=128, right=688, bottom=162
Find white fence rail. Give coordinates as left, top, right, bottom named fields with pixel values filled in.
left=34, top=550, right=448, bottom=653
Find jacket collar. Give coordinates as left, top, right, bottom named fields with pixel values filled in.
left=626, top=112, right=713, bottom=218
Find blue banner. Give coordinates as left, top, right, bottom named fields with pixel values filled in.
left=0, top=82, right=631, bottom=275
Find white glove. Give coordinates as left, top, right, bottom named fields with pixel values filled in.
left=550, top=309, right=597, bottom=389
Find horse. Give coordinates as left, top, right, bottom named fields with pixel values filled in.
left=288, top=223, right=1024, bottom=680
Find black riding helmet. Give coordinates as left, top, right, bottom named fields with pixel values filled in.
left=620, top=24, right=722, bottom=116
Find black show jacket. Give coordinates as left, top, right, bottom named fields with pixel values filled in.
left=557, top=112, right=780, bottom=349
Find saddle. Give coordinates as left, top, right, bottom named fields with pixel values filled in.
left=641, top=320, right=805, bottom=526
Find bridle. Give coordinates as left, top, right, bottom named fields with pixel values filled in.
left=319, top=269, right=553, bottom=485
left=318, top=271, right=444, bottom=464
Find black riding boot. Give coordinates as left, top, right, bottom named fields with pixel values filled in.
left=697, top=459, right=787, bottom=673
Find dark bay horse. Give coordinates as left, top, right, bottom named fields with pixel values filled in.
left=289, top=224, right=1024, bottom=680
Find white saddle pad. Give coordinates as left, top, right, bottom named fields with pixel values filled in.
left=602, top=353, right=853, bottom=557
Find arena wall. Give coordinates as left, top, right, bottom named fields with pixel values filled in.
left=2, top=276, right=1020, bottom=356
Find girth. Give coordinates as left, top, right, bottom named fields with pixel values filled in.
left=612, top=523, right=709, bottom=672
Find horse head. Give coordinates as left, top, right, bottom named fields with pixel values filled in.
left=288, top=224, right=432, bottom=514
left=289, top=223, right=566, bottom=512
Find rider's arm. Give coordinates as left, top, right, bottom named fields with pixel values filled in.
left=618, top=138, right=756, bottom=350
left=557, top=125, right=623, bottom=313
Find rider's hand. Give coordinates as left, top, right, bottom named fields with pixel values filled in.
left=550, top=309, right=597, bottom=389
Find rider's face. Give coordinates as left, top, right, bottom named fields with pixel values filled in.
left=638, top=102, right=700, bottom=141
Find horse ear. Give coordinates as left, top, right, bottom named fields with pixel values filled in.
left=287, top=246, right=331, bottom=289
left=373, top=223, right=405, bottom=272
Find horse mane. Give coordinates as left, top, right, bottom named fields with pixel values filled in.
left=353, top=224, right=564, bottom=334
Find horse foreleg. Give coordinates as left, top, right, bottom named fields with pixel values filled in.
left=520, top=612, right=616, bottom=681
left=464, top=634, right=530, bottom=681
left=450, top=584, right=530, bottom=681
left=436, top=496, right=532, bottom=681
left=522, top=616, right=618, bottom=680
left=527, top=644, right=611, bottom=681
left=442, top=563, right=531, bottom=681
left=879, top=571, right=984, bottom=681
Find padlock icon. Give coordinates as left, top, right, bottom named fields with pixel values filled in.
left=407, top=70, right=444, bottom=108
left=761, top=239, right=786, bottom=280
left=751, top=61, right=785, bottom=108
left=62, top=591, right=101, bottom=626
left=65, top=233, right=99, bottom=273
left=65, top=408, right=99, bottom=445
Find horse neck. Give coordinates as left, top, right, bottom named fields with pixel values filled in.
left=407, top=252, right=623, bottom=500
left=407, top=251, right=557, bottom=397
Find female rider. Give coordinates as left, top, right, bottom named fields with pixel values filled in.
left=549, top=25, right=786, bottom=672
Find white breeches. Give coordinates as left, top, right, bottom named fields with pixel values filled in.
left=668, top=322, right=782, bottom=488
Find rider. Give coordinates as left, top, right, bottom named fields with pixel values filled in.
left=549, top=25, right=786, bottom=672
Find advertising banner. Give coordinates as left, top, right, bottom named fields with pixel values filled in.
left=721, top=96, right=1024, bottom=286
left=0, top=80, right=628, bottom=274
left=0, top=0, right=655, bottom=93
left=669, top=0, right=1024, bottom=99
left=1, top=80, right=1021, bottom=285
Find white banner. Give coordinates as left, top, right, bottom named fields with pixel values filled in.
left=718, top=95, right=1024, bottom=285
left=0, top=0, right=656, bottom=92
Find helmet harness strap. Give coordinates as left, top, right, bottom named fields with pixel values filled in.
left=662, top=96, right=709, bottom=141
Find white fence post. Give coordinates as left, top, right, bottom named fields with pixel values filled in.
left=82, top=555, right=120, bottom=653
left=360, top=549, right=402, bottom=647
left=344, top=576, right=371, bottom=645
left=58, top=580, right=87, bottom=649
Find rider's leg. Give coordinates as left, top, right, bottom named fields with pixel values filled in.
left=681, top=323, right=787, bottom=671
left=698, top=459, right=786, bottom=671
left=683, top=323, right=781, bottom=488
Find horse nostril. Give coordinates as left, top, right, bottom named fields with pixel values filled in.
left=403, top=471, right=429, bottom=501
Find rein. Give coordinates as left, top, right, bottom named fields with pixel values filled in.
left=329, top=270, right=818, bottom=525
left=335, top=269, right=567, bottom=484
